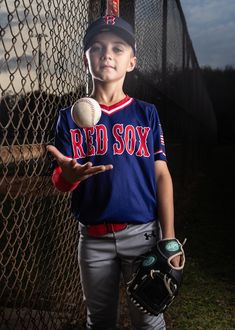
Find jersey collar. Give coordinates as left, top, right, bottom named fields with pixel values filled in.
left=100, top=95, right=134, bottom=115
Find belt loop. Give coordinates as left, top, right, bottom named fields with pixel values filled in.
left=105, top=222, right=110, bottom=233
left=106, top=223, right=113, bottom=233
left=110, top=223, right=114, bottom=233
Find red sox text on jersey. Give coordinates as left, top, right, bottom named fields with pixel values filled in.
left=70, top=124, right=151, bottom=159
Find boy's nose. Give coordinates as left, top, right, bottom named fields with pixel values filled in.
left=101, top=47, right=112, bottom=60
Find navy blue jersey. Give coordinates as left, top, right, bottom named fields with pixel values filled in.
left=54, top=95, right=167, bottom=225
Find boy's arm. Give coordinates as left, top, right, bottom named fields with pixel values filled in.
left=47, top=145, right=113, bottom=192
left=155, top=160, right=175, bottom=239
left=155, top=160, right=182, bottom=268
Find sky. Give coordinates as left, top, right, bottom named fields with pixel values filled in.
left=0, top=0, right=88, bottom=95
left=180, top=0, right=235, bottom=68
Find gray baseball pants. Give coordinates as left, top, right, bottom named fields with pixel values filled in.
left=78, top=221, right=166, bottom=330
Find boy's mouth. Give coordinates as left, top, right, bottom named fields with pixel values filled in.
left=100, top=64, right=115, bottom=70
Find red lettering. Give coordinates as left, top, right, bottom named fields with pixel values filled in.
left=70, top=129, right=86, bottom=159
left=136, top=126, right=150, bottom=157
left=104, top=15, right=116, bottom=25
left=124, top=125, right=136, bottom=155
left=96, top=124, right=108, bottom=155
left=84, top=127, right=95, bottom=157
left=71, top=125, right=150, bottom=159
left=113, top=124, right=124, bottom=155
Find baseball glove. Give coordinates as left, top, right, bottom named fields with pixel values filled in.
left=126, top=238, right=186, bottom=316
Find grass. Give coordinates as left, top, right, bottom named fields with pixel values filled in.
left=165, top=258, right=235, bottom=329
left=165, top=145, right=235, bottom=329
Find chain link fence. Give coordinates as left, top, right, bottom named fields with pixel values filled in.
left=0, top=1, right=216, bottom=329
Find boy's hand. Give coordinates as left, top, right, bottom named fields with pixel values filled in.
left=127, top=238, right=185, bottom=316
left=47, top=145, right=113, bottom=184
left=171, top=255, right=181, bottom=268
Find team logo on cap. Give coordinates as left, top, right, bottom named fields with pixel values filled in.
left=104, top=15, right=116, bottom=25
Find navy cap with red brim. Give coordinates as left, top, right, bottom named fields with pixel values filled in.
left=83, top=15, right=136, bottom=54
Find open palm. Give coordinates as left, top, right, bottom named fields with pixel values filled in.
left=47, top=145, right=113, bottom=184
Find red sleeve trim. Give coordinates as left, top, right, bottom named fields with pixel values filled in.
left=52, top=166, right=80, bottom=192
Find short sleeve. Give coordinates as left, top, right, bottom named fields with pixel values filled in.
left=151, top=106, right=167, bottom=162
left=50, top=108, right=74, bottom=170
left=54, top=109, right=73, bottom=158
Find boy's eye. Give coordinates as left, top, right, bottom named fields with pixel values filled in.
left=89, top=44, right=125, bottom=54
left=90, top=45, right=102, bottom=52
left=113, top=47, right=123, bottom=53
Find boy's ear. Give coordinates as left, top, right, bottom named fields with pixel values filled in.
left=127, top=56, right=137, bottom=73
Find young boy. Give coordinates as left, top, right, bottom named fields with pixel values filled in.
left=47, top=15, right=179, bottom=330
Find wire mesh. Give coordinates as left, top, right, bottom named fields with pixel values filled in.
left=0, top=0, right=90, bottom=329
left=0, top=0, right=216, bottom=329
left=129, top=0, right=216, bottom=142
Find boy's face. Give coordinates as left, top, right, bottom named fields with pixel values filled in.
left=85, top=32, right=136, bottom=84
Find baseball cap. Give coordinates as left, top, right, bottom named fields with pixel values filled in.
left=83, top=15, right=136, bottom=54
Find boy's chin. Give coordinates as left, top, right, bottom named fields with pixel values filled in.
left=94, top=73, right=125, bottom=84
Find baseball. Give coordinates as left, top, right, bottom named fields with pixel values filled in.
left=71, top=97, right=102, bottom=128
